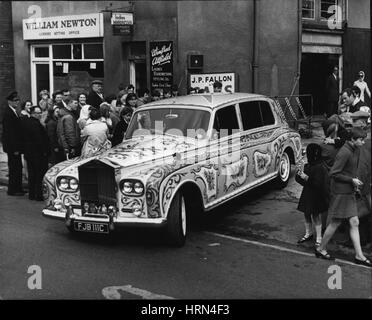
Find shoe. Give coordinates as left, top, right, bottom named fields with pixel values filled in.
left=354, top=257, right=372, bottom=267
left=297, top=234, right=313, bottom=244
left=315, top=248, right=335, bottom=260
left=315, top=241, right=321, bottom=248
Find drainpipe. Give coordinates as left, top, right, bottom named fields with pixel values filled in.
left=290, top=0, right=302, bottom=97
left=252, top=0, right=259, bottom=93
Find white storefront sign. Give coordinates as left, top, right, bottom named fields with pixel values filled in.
left=23, top=13, right=104, bottom=40
left=111, top=12, right=134, bottom=25
left=190, top=72, right=236, bottom=93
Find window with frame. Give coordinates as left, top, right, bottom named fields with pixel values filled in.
left=51, top=43, right=104, bottom=78
left=321, top=0, right=339, bottom=20
left=302, top=0, right=315, bottom=19
left=302, top=0, right=346, bottom=24
left=213, top=105, right=240, bottom=137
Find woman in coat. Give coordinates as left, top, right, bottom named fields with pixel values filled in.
left=315, top=127, right=372, bottom=266
left=80, top=107, right=111, bottom=158
left=45, top=106, right=64, bottom=165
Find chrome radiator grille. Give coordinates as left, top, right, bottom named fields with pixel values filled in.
left=78, top=160, right=117, bottom=215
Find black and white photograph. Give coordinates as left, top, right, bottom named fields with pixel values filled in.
left=0, top=0, right=371, bottom=310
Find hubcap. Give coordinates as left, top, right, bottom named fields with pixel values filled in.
left=279, top=153, right=290, bottom=181
left=181, top=196, right=186, bottom=236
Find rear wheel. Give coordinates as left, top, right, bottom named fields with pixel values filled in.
left=166, top=191, right=187, bottom=247
left=275, top=151, right=291, bottom=188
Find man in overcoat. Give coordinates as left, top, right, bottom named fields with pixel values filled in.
left=1, top=91, right=25, bottom=196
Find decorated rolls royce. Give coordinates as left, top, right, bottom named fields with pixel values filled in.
left=42, top=93, right=302, bottom=246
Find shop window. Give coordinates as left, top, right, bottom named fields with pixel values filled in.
left=53, top=44, right=71, bottom=59
left=34, top=47, right=49, bottom=58
left=53, top=61, right=104, bottom=78
left=84, top=43, right=103, bottom=59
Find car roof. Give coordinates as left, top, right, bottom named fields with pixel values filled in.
left=137, top=93, right=268, bottom=110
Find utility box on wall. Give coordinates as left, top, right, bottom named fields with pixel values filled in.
left=187, top=54, right=203, bottom=70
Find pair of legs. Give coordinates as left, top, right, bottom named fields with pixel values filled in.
left=317, top=216, right=367, bottom=260
left=301, top=214, right=322, bottom=244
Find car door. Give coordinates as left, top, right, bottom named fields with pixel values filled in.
left=238, top=99, right=277, bottom=188
left=211, top=104, right=246, bottom=200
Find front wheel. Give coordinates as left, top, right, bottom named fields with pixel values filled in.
left=166, top=191, right=187, bottom=247
left=275, top=151, right=291, bottom=189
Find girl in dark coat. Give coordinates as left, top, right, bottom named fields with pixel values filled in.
left=315, top=127, right=372, bottom=266
left=296, top=143, right=330, bottom=247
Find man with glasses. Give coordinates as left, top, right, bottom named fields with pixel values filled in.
left=1, top=91, right=25, bottom=196
left=21, top=106, right=50, bottom=201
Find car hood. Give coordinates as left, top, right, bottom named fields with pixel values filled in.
left=97, top=134, right=201, bottom=168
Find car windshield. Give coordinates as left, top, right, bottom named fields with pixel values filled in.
left=125, top=107, right=211, bottom=139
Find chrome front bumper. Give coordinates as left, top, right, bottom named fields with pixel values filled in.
left=42, top=209, right=166, bottom=228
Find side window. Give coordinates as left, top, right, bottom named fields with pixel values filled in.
left=260, top=101, right=275, bottom=126
left=239, top=101, right=263, bottom=130
left=213, top=105, right=240, bottom=137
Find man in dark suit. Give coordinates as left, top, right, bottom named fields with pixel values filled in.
left=21, top=105, right=50, bottom=200
left=1, top=91, right=25, bottom=196
left=325, top=66, right=340, bottom=118
left=86, top=80, right=105, bottom=109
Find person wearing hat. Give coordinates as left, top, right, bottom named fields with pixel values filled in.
left=213, top=81, right=222, bottom=93
left=87, top=79, right=105, bottom=109
left=353, top=71, right=371, bottom=103
left=1, top=91, right=25, bottom=196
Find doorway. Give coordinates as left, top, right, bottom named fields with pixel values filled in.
left=129, top=60, right=147, bottom=94
left=299, top=53, right=340, bottom=115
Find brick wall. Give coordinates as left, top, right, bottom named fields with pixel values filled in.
left=0, top=1, right=15, bottom=141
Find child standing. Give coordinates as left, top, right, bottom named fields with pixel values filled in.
left=296, top=143, right=330, bottom=247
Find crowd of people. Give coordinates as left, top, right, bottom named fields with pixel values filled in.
left=1, top=81, right=181, bottom=202
left=296, top=82, right=371, bottom=267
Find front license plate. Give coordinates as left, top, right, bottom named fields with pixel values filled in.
left=74, top=221, right=109, bottom=234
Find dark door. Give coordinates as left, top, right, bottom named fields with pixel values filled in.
left=300, top=53, right=339, bottom=115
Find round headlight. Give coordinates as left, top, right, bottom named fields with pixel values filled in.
left=59, top=178, right=68, bottom=190
left=123, top=181, right=133, bottom=193
left=70, top=178, right=78, bottom=190
left=134, top=182, right=144, bottom=194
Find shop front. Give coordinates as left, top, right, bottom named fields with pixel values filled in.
left=22, top=13, right=104, bottom=104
